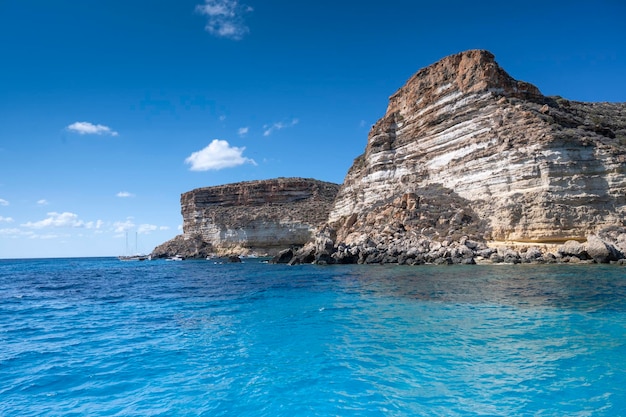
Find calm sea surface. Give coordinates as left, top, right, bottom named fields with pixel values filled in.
left=1, top=258, right=625, bottom=416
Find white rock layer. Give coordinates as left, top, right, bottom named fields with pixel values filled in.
left=329, top=50, right=626, bottom=246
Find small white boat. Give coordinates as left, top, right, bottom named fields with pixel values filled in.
left=118, top=254, right=150, bottom=261
left=119, top=232, right=150, bottom=261
left=166, top=255, right=184, bottom=261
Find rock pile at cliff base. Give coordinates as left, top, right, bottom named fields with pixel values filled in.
left=273, top=228, right=626, bottom=265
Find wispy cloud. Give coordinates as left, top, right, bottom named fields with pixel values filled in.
left=0, top=198, right=8, bottom=206
left=238, top=126, right=249, bottom=137
left=0, top=228, right=34, bottom=238
left=87, top=220, right=104, bottom=230
left=22, top=212, right=91, bottom=229
left=185, top=139, right=256, bottom=171
left=116, top=191, right=135, bottom=198
left=113, top=219, right=135, bottom=234
left=195, top=0, right=253, bottom=40
left=263, top=118, right=299, bottom=137
left=37, top=199, right=49, bottom=206
left=138, top=224, right=158, bottom=234
left=67, top=121, right=119, bottom=136
left=35, top=233, right=65, bottom=240
left=2, top=214, right=104, bottom=242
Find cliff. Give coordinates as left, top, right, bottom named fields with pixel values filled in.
left=288, top=50, right=626, bottom=265
left=151, top=178, right=340, bottom=258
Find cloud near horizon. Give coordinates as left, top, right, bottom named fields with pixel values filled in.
left=0, top=216, right=14, bottom=223
left=113, top=219, right=135, bottom=234
left=185, top=139, right=256, bottom=171
left=37, top=199, right=49, bottom=206
left=116, top=191, right=135, bottom=198
left=0, top=198, right=8, bottom=206
left=195, top=0, right=253, bottom=40
left=0, top=228, right=34, bottom=238
left=21, top=212, right=102, bottom=229
left=138, top=224, right=158, bottom=234
left=263, top=118, right=299, bottom=137
left=67, top=121, right=119, bottom=136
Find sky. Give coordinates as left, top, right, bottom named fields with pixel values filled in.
left=1, top=0, right=625, bottom=259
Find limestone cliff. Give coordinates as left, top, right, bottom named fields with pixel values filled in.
left=151, top=178, right=339, bottom=258
left=290, top=50, right=626, bottom=265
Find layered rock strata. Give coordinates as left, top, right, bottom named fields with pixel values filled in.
left=286, top=50, right=626, bottom=265
left=151, top=178, right=340, bottom=259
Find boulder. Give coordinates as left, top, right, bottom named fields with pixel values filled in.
left=227, top=255, right=242, bottom=263
left=270, top=248, right=294, bottom=264
left=585, top=235, right=619, bottom=264
left=522, top=247, right=543, bottom=263
left=558, top=240, right=588, bottom=259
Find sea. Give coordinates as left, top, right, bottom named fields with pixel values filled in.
left=1, top=257, right=625, bottom=416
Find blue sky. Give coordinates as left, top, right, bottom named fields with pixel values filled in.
left=1, top=0, right=625, bottom=258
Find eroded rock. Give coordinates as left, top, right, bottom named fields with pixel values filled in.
left=153, top=178, right=339, bottom=259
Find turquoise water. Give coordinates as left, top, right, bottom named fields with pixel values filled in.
left=1, top=258, right=625, bottom=416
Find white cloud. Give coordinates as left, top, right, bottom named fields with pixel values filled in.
left=263, top=118, right=299, bottom=137
left=185, top=139, right=256, bottom=171
left=0, top=216, right=14, bottom=223
left=21, top=212, right=88, bottom=229
left=177, top=224, right=183, bottom=231
left=37, top=199, right=49, bottom=206
left=113, top=219, right=135, bottom=234
left=34, top=233, right=66, bottom=240
left=85, top=220, right=104, bottom=230
left=138, top=224, right=158, bottom=234
left=238, top=127, right=249, bottom=137
left=0, top=198, right=8, bottom=206
left=195, top=0, right=253, bottom=40
left=159, top=226, right=170, bottom=231
left=67, top=121, right=119, bottom=136
left=0, top=228, right=34, bottom=238
left=116, top=191, right=135, bottom=198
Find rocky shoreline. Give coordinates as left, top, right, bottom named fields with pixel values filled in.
left=271, top=230, right=626, bottom=265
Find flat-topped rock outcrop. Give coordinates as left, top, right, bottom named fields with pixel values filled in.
left=287, top=50, right=626, bottom=265
left=151, top=178, right=340, bottom=258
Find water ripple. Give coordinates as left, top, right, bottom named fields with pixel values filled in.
left=0, top=259, right=625, bottom=416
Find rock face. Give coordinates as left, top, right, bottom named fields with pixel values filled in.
left=291, top=49, right=626, bottom=265
left=152, top=178, right=340, bottom=259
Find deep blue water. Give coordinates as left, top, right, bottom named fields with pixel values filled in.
left=1, top=258, right=625, bottom=416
